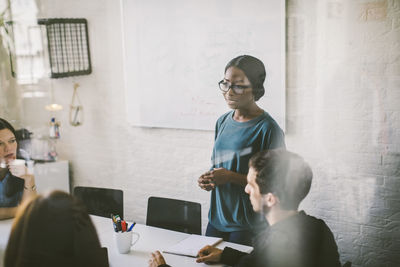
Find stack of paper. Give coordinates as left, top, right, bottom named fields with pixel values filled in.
left=163, top=235, right=223, bottom=257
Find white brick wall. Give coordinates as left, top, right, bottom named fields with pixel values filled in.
left=287, top=0, right=400, bottom=266
left=2, top=0, right=399, bottom=266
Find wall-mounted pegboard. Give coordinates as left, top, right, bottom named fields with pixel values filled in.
left=38, top=18, right=92, bottom=78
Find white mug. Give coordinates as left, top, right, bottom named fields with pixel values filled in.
left=11, top=159, right=25, bottom=165
left=9, top=159, right=26, bottom=177
left=114, top=231, right=140, bottom=254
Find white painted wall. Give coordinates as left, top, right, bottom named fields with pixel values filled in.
left=1, top=0, right=399, bottom=266
left=32, top=0, right=214, bottom=234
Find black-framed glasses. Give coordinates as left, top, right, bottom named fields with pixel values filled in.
left=218, top=80, right=251, bottom=95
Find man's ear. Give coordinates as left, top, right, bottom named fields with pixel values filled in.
left=264, top=193, right=279, bottom=208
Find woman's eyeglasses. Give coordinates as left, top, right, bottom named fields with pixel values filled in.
left=218, top=80, right=251, bottom=95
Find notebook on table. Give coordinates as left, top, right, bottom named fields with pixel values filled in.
left=163, top=235, right=223, bottom=258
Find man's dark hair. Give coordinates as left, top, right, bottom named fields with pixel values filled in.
left=249, top=149, right=313, bottom=210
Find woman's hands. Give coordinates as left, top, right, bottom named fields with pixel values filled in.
left=198, top=170, right=216, bottom=191
left=199, top=168, right=231, bottom=191
left=196, top=245, right=223, bottom=263
left=210, top=168, right=232, bottom=185
left=198, top=167, right=247, bottom=191
left=8, top=161, right=35, bottom=189
left=7, top=160, right=36, bottom=203
left=148, top=251, right=166, bottom=267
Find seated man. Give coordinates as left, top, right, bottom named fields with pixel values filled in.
left=149, top=149, right=341, bottom=267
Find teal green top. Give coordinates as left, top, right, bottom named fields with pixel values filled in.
left=209, top=111, right=285, bottom=232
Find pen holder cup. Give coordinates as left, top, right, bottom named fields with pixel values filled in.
left=114, top=231, right=140, bottom=254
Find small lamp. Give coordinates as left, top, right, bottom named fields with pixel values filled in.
left=45, top=80, right=62, bottom=111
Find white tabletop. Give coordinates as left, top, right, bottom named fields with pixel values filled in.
left=92, top=215, right=253, bottom=267
left=0, top=216, right=252, bottom=267
left=0, top=219, right=12, bottom=267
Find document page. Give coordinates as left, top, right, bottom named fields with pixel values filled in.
left=163, top=235, right=223, bottom=257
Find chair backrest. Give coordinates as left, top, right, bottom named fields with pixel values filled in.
left=146, top=196, right=201, bottom=235
left=73, top=186, right=123, bottom=219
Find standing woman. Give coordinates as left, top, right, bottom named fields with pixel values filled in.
left=0, top=118, right=36, bottom=219
left=198, top=55, right=285, bottom=245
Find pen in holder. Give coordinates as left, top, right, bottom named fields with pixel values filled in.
left=111, top=214, right=140, bottom=254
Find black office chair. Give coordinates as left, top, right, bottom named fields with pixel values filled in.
left=73, top=186, right=124, bottom=219
left=146, top=196, right=201, bottom=235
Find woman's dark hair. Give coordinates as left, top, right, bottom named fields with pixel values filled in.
left=225, top=55, right=266, bottom=101
left=0, top=118, right=19, bottom=161
left=4, top=191, right=109, bottom=267
left=0, top=118, right=17, bottom=140
left=249, top=149, right=313, bottom=210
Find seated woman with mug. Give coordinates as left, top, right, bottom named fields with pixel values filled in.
left=0, top=118, right=36, bottom=219
left=4, top=190, right=109, bottom=267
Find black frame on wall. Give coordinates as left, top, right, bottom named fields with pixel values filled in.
left=38, top=18, right=92, bottom=78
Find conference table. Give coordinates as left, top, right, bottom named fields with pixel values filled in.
left=0, top=215, right=253, bottom=267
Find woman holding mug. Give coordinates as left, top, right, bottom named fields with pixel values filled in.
left=197, top=55, right=285, bottom=245
left=0, top=118, right=36, bottom=219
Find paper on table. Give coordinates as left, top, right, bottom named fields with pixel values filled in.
left=163, top=235, right=223, bottom=258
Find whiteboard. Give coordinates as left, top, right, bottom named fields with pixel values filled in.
left=121, top=0, right=285, bottom=131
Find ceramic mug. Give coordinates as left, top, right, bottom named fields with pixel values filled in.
left=9, top=159, right=26, bottom=177
left=114, top=231, right=140, bottom=254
